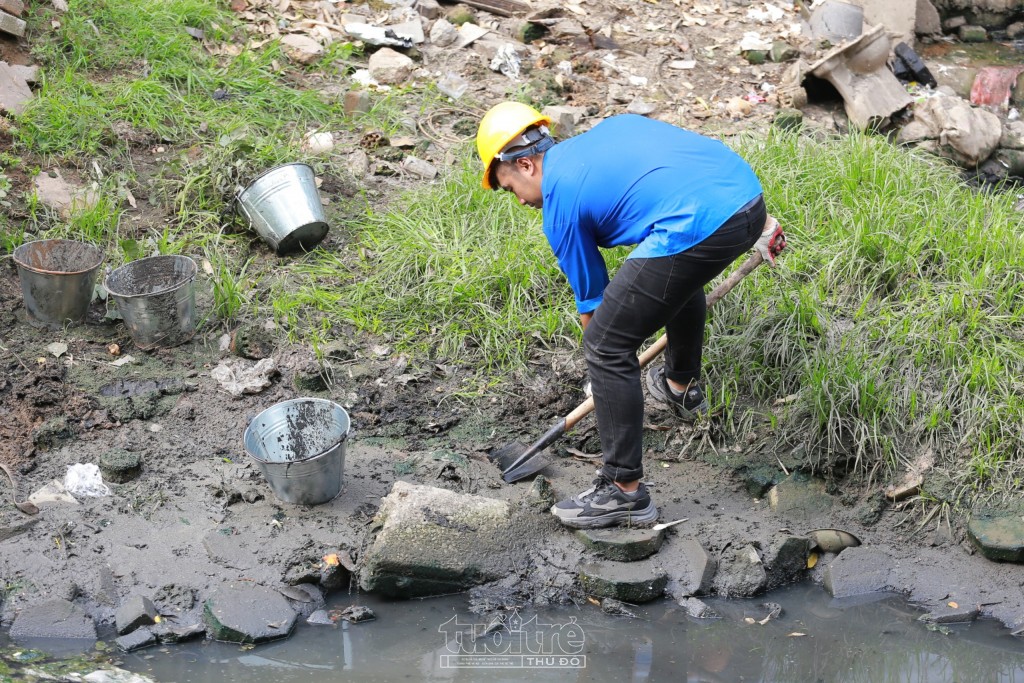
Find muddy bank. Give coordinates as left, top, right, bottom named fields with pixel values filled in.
left=1, top=251, right=1022, bottom=655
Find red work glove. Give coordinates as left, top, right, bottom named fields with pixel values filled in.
left=754, top=215, right=786, bottom=267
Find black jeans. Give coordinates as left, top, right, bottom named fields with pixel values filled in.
left=583, top=195, right=767, bottom=483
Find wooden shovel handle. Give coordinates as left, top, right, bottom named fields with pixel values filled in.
left=562, top=251, right=765, bottom=431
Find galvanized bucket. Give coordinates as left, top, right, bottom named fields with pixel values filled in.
left=236, top=163, right=329, bottom=255
left=104, top=255, right=197, bottom=349
left=244, top=398, right=350, bottom=505
left=13, top=239, right=104, bottom=328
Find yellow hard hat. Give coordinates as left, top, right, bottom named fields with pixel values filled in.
left=476, top=102, right=551, bottom=189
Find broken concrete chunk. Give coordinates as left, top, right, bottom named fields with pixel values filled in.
left=919, top=603, right=980, bottom=624
left=359, top=482, right=516, bottom=597
left=344, top=22, right=414, bottom=48
left=211, top=357, right=278, bottom=397
left=416, top=0, right=441, bottom=20
left=915, top=0, right=941, bottom=35
left=767, top=473, right=833, bottom=520
left=31, top=169, right=101, bottom=218
left=764, top=535, right=811, bottom=590
left=0, top=9, right=26, bottom=37
left=203, top=583, right=298, bottom=643
left=344, top=89, right=372, bottom=116
left=367, top=47, right=414, bottom=85
left=967, top=510, right=1024, bottom=562
left=401, top=156, right=437, bottom=179
left=115, top=594, right=159, bottom=635
left=575, top=527, right=664, bottom=562
left=959, top=24, right=987, bottom=42
left=115, top=626, right=157, bottom=652
left=712, top=543, right=766, bottom=598
left=823, top=547, right=895, bottom=598
left=9, top=598, right=97, bottom=640
left=0, top=0, right=25, bottom=17
left=579, top=558, right=668, bottom=603
left=658, top=536, right=716, bottom=598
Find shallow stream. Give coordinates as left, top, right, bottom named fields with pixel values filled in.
left=90, top=583, right=1024, bottom=682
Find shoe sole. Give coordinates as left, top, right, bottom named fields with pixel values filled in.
left=552, top=501, right=659, bottom=530
left=645, top=367, right=708, bottom=423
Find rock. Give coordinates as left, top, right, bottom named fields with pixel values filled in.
left=203, top=583, right=298, bottom=643
left=32, top=169, right=100, bottom=218
left=1001, top=120, right=1024, bottom=149
left=230, top=323, right=276, bottom=359
left=742, top=50, right=767, bottom=65
left=292, top=359, right=330, bottom=392
left=944, top=15, right=967, bottom=31
left=307, top=609, right=335, bottom=625
left=767, top=473, right=833, bottom=520
left=429, top=18, right=459, bottom=47
left=281, top=34, right=324, bottom=65
left=899, top=94, right=1002, bottom=167
left=967, top=509, right=1024, bottom=562
left=1007, top=21, right=1024, bottom=38
left=10, top=63, right=39, bottom=84
left=919, top=603, right=980, bottom=624
left=541, top=105, right=586, bottom=137
left=523, top=474, right=555, bottom=511
left=915, top=0, right=942, bottom=35
left=626, top=98, right=657, bottom=116
left=658, top=536, right=717, bottom=597
left=344, top=89, right=372, bottom=116
left=0, top=61, right=32, bottom=114
left=763, top=535, right=811, bottom=590
left=930, top=63, right=977, bottom=99
left=115, top=626, right=157, bottom=652
left=115, top=594, right=158, bottom=635
left=368, top=48, right=414, bottom=85
left=101, top=448, right=142, bottom=484
left=151, top=617, right=205, bottom=643
left=995, top=149, right=1024, bottom=176
left=401, top=156, right=437, bottom=179
left=302, top=131, right=334, bottom=154
left=359, top=481, right=516, bottom=597
left=678, top=596, right=720, bottom=619
left=31, top=416, right=74, bottom=450
left=712, top=543, right=766, bottom=597
left=1016, top=72, right=1024, bottom=107
left=770, top=40, right=798, bottom=63
left=82, top=667, right=156, bottom=683
left=959, top=24, right=987, bottom=41
left=823, top=547, right=895, bottom=598
left=853, top=0, right=917, bottom=44
left=578, top=558, right=668, bottom=603
left=416, top=0, right=440, bottom=19
left=9, top=598, right=97, bottom=639
left=600, top=598, right=638, bottom=617
left=772, top=107, right=805, bottom=132
left=575, top=527, right=664, bottom=562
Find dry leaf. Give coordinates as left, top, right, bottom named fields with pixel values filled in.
left=948, top=601, right=959, bottom=609
left=323, top=553, right=340, bottom=566
left=587, top=597, right=600, bottom=606
left=202, top=259, right=214, bottom=276
left=107, top=343, right=120, bottom=356
left=806, top=552, right=818, bottom=569
left=788, top=632, right=807, bottom=637
left=744, top=617, right=756, bottom=624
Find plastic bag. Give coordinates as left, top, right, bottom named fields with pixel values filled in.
left=64, top=463, right=111, bottom=497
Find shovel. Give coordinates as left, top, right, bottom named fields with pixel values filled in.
left=491, top=250, right=768, bottom=483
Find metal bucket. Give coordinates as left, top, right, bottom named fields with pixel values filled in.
left=243, top=398, right=350, bottom=505
left=236, top=163, right=329, bottom=255
left=104, top=255, right=197, bottom=349
left=13, top=239, right=104, bottom=328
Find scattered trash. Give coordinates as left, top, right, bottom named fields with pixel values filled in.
left=46, top=342, right=68, bottom=357
left=302, top=131, right=335, bottom=154
left=110, top=354, right=135, bottom=367
left=64, top=463, right=111, bottom=497
left=489, top=44, right=521, bottom=79
left=436, top=72, right=468, bottom=100
left=211, top=357, right=278, bottom=397
left=806, top=528, right=861, bottom=553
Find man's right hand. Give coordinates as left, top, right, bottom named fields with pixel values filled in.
left=754, top=215, right=786, bottom=267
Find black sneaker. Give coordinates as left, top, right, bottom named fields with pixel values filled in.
left=646, top=365, right=709, bottom=422
left=550, top=476, right=658, bottom=529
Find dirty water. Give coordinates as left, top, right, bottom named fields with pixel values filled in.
left=21, top=584, right=1009, bottom=683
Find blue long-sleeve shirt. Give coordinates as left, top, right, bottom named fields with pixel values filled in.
left=540, top=115, right=763, bottom=313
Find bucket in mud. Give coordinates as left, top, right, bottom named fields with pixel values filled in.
left=243, top=398, right=350, bottom=505
left=13, top=239, right=104, bottom=328
left=235, top=163, right=329, bottom=255
left=104, top=254, right=197, bottom=350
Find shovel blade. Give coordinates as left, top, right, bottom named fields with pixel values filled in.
left=489, top=441, right=529, bottom=472
left=488, top=440, right=553, bottom=483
